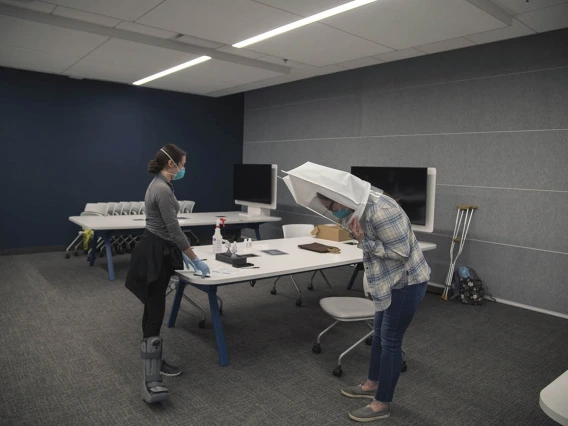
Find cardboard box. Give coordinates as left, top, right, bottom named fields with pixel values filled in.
left=311, top=224, right=351, bottom=242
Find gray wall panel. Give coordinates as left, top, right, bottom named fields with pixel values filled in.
left=462, top=240, right=568, bottom=314
left=361, top=68, right=568, bottom=136
left=243, top=108, right=272, bottom=142
left=243, top=29, right=568, bottom=315
left=433, top=186, right=568, bottom=253
left=245, top=70, right=362, bottom=111
left=359, top=30, right=568, bottom=95
left=263, top=96, right=362, bottom=141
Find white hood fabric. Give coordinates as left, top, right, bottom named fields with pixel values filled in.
left=281, top=162, right=374, bottom=228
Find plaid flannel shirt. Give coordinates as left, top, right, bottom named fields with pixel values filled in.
left=358, top=195, right=430, bottom=311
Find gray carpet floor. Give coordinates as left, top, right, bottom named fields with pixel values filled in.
left=0, top=252, right=566, bottom=426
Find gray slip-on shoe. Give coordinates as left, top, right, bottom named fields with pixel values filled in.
left=348, top=404, right=391, bottom=422
left=341, top=384, right=376, bottom=399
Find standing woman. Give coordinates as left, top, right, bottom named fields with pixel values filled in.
left=315, top=191, right=430, bottom=421
left=125, top=143, right=209, bottom=404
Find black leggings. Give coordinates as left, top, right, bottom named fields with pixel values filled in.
left=142, top=255, right=172, bottom=338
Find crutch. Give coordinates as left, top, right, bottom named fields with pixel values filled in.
left=442, top=204, right=477, bottom=301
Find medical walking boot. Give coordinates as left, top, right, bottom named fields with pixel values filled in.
left=141, top=336, right=170, bottom=403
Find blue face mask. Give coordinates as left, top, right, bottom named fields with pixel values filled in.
left=173, top=168, right=185, bottom=180
left=333, top=209, right=352, bottom=219
left=161, top=148, right=185, bottom=180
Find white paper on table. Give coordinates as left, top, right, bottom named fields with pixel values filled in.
left=211, top=266, right=243, bottom=276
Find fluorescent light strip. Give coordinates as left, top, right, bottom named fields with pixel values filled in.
left=133, top=56, right=211, bottom=86
left=233, top=0, right=378, bottom=48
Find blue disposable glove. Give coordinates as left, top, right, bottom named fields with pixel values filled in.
left=182, top=253, right=210, bottom=278
left=193, top=258, right=210, bottom=277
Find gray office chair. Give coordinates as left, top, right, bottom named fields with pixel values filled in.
left=312, top=273, right=407, bottom=377
left=65, top=203, right=105, bottom=258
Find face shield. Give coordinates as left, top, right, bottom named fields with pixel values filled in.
left=281, top=162, right=372, bottom=231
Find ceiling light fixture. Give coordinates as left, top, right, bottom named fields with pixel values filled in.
left=232, top=0, right=378, bottom=48
left=133, top=55, right=211, bottom=86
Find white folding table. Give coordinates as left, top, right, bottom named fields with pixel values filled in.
left=68, top=212, right=281, bottom=280
left=168, top=237, right=437, bottom=366
left=540, top=370, right=568, bottom=425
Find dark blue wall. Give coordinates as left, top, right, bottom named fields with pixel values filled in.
left=0, top=66, right=244, bottom=251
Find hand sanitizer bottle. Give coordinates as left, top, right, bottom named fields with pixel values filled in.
left=212, top=218, right=226, bottom=253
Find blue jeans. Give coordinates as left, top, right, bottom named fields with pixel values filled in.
left=368, top=282, right=428, bottom=403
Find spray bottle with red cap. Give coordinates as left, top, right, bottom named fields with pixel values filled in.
left=212, top=218, right=226, bottom=253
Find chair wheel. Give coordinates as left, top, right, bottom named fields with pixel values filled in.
left=65, top=253, right=71, bottom=259
left=198, top=320, right=206, bottom=329
left=270, top=289, right=277, bottom=295
left=295, top=299, right=302, bottom=307
left=250, top=280, right=256, bottom=287
left=401, top=361, right=408, bottom=373
left=307, top=285, right=314, bottom=291
left=74, top=251, right=79, bottom=257
left=365, top=336, right=373, bottom=346
left=100, top=252, right=105, bottom=258
left=312, top=344, right=321, bottom=354
left=333, top=366, right=343, bottom=377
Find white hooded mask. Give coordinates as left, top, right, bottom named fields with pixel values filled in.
left=281, top=162, right=382, bottom=230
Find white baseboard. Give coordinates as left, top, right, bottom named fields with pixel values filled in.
left=427, top=282, right=568, bottom=320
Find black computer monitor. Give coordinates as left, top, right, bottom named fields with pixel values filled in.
left=233, top=164, right=274, bottom=206
left=351, top=166, right=428, bottom=226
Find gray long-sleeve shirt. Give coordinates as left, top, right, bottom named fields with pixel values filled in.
left=145, top=174, right=190, bottom=251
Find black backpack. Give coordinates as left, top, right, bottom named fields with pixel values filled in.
left=450, top=267, right=485, bottom=305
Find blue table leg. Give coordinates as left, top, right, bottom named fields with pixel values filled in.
left=347, top=265, right=360, bottom=290
left=207, top=285, right=229, bottom=366
left=253, top=224, right=262, bottom=241
left=102, top=232, right=115, bottom=281
left=168, top=279, right=186, bottom=328
left=89, top=231, right=97, bottom=266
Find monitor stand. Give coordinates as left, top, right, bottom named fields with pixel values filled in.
left=239, top=206, right=271, bottom=217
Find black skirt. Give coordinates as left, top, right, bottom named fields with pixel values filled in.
left=125, top=230, right=183, bottom=303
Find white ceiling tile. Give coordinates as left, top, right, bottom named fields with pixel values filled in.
left=0, top=15, right=108, bottom=57
left=176, top=34, right=224, bottom=49
left=242, top=22, right=392, bottom=67
left=45, top=0, right=164, bottom=21
left=516, top=3, right=568, bottom=32
left=0, top=44, right=80, bottom=73
left=465, top=18, right=535, bottom=44
left=335, top=56, right=384, bottom=70
left=373, top=47, right=425, bottom=62
left=64, top=57, right=151, bottom=83
left=0, top=0, right=55, bottom=13
left=258, top=55, right=312, bottom=68
left=85, top=38, right=198, bottom=71
left=490, top=0, right=568, bottom=14
left=52, top=6, right=121, bottom=27
left=216, top=45, right=265, bottom=59
left=255, top=0, right=354, bottom=17
left=115, top=22, right=177, bottom=39
left=145, top=58, right=283, bottom=95
left=136, top=0, right=299, bottom=45
left=322, top=0, right=508, bottom=49
left=416, top=37, right=476, bottom=54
